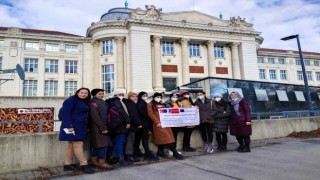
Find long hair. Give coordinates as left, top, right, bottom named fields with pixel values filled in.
left=138, top=91, right=147, bottom=100
left=73, top=87, right=91, bottom=103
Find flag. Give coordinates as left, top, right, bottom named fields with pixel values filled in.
left=171, top=108, right=180, bottom=114
left=180, top=109, right=185, bottom=113
left=160, top=109, right=167, bottom=113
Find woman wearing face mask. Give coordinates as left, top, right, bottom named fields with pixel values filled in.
left=164, top=93, right=183, bottom=155
left=213, top=93, right=230, bottom=151
left=194, top=90, right=218, bottom=153
left=89, top=89, right=113, bottom=169
left=228, top=91, right=252, bottom=153
left=147, top=92, right=184, bottom=160
left=179, top=90, right=196, bottom=152
left=134, top=92, right=159, bottom=161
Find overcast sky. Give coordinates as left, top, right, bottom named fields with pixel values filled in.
left=0, top=0, right=319, bottom=52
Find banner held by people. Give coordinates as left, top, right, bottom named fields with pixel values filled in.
left=158, top=108, right=200, bottom=128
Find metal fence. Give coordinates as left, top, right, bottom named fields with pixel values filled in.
left=252, top=110, right=320, bottom=120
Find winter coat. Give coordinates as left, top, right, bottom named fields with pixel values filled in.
left=164, top=99, right=182, bottom=108
left=147, top=101, right=175, bottom=145
left=229, top=99, right=252, bottom=136
left=59, top=97, right=89, bottom=141
left=123, top=99, right=142, bottom=132
left=213, top=99, right=231, bottom=133
left=89, top=98, right=112, bottom=148
left=194, top=98, right=218, bottom=124
left=105, top=97, right=131, bottom=134
left=137, top=99, right=153, bottom=128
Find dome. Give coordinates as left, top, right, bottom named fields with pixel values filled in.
left=100, top=8, right=132, bottom=21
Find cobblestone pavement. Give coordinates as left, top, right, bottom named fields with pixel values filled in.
left=0, top=137, right=298, bottom=180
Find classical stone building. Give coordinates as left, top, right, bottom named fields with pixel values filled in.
left=0, top=5, right=319, bottom=97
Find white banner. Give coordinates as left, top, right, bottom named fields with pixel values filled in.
left=158, top=108, right=200, bottom=128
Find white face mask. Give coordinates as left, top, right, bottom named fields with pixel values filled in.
left=118, top=96, right=124, bottom=100
left=154, top=97, right=161, bottom=103
left=142, top=96, right=148, bottom=101
left=171, top=97, right=178, bottom=102
left=197, top=95, right=204, bottom=100
left=184, top=95, right=190, bottom=99
left=215, top=97, right=221, bottom=102
left=232, top=98, right=238, bottom=101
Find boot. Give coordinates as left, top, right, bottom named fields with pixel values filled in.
left=239, top=137, right=251, bottom=153
left=236, top=137, right=245, bottom=152
left=173, top=150, right=184, bottom=160
left=221, top=136, right=228, bottom=151
left=98, top=159, right=114, bottom=169
left=90, top=156, right=100, bottom=167
left=116, top=157, right=130, bottom=167
left=80, top=165, right=95, bottom=174
left=157, top=146, right=168, bottom=158
left=125, top=155, right=140, bottom=163
left=182, top=144, right=196, bottom=152
left=216, top=143, right=222, bottom=151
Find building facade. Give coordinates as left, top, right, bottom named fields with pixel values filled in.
left=0, top=5, right=319, bottom=97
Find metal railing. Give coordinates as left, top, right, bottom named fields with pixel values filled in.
left=252, top=110, right=320, bottom=120
left=0, top=120, right=59, bottom=134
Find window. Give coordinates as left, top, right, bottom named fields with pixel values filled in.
left=25, top=42, right=39, bottom=50
left=259, top=69, right=265, bottom=79
left=316, top=72, right=320, bottom=81
left=268, top=58, right=275, bottom=64
left=44, top=80, right=58, bottom=96
left=24, top=58, right=38, bottom=72
left=102, top=65, right=115, bottom=93
left=269, top=70, right=276, bottom=80
left=45, top=59, right=58, bottom=73
left=278, top=58, right=285, bottom=64
left=296, top=59, right=301, bottom=65
left=45, top=43, right=59, bottom=51
left=65, top=81, right=77, bottom=96
left=189, top=43, right=200, bottom=57
left=0, top=57, right=2, bottom=70
left=0, top=40, right=4, bottom=47
left=304, top=60, right=310, bottom=66
left=163, top=78, right=177, bottom=90
left=65, top=60, right=78, bottom=73
left=314, top=60, right=319, bottom=66
left=102, top=40, right=113, bottom=54
left=23, top=80, right=37, bottom=96
left=65, top=44, right=78, bottom=52
left=297, top=71, right=303, bottom=80
left=162, top=41, right=174, bottom=55
left=257, top=57, right=264, bottom=63
left=306, top=71, right=312, bottom=80
left=214, top=45, right=224, bottom=58
left=280, top=70, right=287, bottom=80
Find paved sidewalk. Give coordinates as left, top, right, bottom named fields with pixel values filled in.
left=1, top=137, right=317, bottom=180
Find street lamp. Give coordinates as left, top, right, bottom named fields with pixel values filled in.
left=281, top=34, right=313, bottom=113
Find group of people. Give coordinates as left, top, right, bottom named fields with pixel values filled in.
left=58, top=87, right=252, bottom=174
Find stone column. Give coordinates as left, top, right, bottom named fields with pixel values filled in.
left=152, top=35, right=164, bottom=91
left=231, top=42, right=241, bottom=79
left=92, top=41, right=100, bottom=88
left=180, top=38, right=190, bottom=84
left=206, top=41, right=216, bottom=77
left=115, top=36, right=125, bottom=89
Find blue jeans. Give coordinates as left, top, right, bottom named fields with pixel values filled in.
left=92, top=147, right=107, bottom=159
left=107, top=134, right=126, bottom=159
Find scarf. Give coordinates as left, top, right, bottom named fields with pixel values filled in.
left=228, top=92, right=243, bottom=116
left=91, top=97, right=108, bottom=126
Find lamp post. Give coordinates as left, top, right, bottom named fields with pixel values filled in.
left=281, top=34, right=313, bottom=113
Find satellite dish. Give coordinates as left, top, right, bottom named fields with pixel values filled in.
left=16, top=64, right=25, bottom=80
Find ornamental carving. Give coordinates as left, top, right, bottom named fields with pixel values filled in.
left=229, top=16, right=253, bottom=30
left=130, top=5, right=162, bottom=20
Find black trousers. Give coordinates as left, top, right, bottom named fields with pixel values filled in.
left=134, top=124, right=151, bottom=155
left=158, top=143, right=179, bottom=155
left=216, top=132, right=228, bottom=145
left=182, top=128, right=194, bottom=147
left=199, top=122, right=214, bottom=143
left=236, top=136, right=251, bottom=146
left=171, top=127, right=180, bottom=148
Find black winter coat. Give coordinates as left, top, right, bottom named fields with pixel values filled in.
left=123, top=99, right=142, bottom=132
left=136, top=99, right=153, bottom=128
left=213, top=99, right=230, bottom=133
left=105, top=97, right=131, bottom=134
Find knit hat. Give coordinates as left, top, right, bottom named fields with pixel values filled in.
left=128, top=91, right=138, bottom=99
left=112, top=89, right=125, bottom=96
left=179, top=90, right=189, bottom=96
left=91, top=88, right=105, bottom=96
left=214, top=93, right=222, bottom=97
left=153, top=92, right=163, bottom=98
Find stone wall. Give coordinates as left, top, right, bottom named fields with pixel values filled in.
left=0, top=117, right=320, bottom=174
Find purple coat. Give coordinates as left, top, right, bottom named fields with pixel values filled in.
left=229, top=99, right=252, bottom=136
